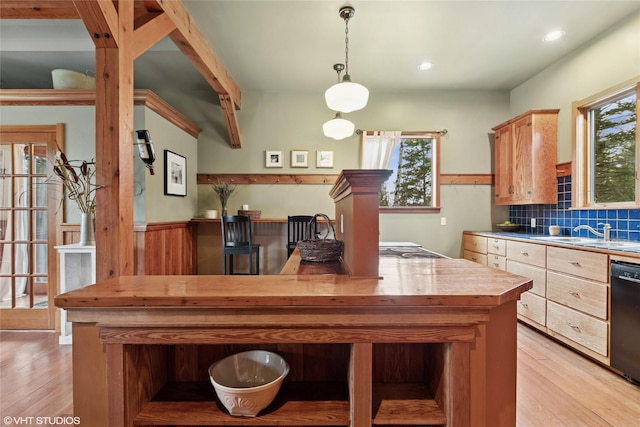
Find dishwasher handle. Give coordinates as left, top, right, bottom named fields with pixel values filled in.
left=615, top=274, right=640, bottom=284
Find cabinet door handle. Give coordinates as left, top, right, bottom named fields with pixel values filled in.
left=568, top=323, right=581, bottom=331
left=568, top=291, right=580, bottom=297
left=568, top=261, right=580, bottom=266
left=520, top=251, right=529, bottom=256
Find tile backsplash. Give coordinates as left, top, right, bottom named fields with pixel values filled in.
left=509, top=176, right=640, bottom=242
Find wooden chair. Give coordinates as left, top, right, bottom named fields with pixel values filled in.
left=221, top=215, right=260, bottom=274
left=287, top=215, right=316, bottom=257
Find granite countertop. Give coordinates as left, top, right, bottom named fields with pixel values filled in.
left=467, top=231, right=640, bottom=255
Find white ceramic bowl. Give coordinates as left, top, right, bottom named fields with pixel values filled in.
left=208, top=350, right=289, bottom=417
left=51, top=69, right=95, bottom=89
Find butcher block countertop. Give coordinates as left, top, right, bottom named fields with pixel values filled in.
left=55, top=258, right=531, bottom=309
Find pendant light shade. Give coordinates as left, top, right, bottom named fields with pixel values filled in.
left=324, top=6, right=368, bottom=113
left=323, top=112, right=355, bottom=140
left=325, top=75, right=369, bottom=113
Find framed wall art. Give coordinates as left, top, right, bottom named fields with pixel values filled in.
left=265, top=150, right=283, bottom=168
left=164, top=150, right=187, bottom=196
left=291, top=150, right=309, bottom=168
left=316, top=150, right=334, bottom=168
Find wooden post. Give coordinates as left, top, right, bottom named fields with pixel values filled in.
left=329, top=169, right=392, bottom=278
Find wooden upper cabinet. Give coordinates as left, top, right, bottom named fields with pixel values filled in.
left=492, top=109, right=559, bottom=205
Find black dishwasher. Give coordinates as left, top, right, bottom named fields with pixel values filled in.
left=610, top=261, right=640, bottom=385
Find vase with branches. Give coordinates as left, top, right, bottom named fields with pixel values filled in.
left=52, top=150, right=101, bottom=245
left=212, top=182, right=236, bottom=216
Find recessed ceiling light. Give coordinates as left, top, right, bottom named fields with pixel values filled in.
left=418, top=62, right=433, bottom=71
left=543, top=30, right=565, bottom=42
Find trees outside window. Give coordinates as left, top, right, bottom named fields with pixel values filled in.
left=573, top=78, right=639, bottom=208
left=381, top=138, right=436, bottom=207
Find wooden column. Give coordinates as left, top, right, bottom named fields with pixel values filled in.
left=329, top=169, right=392, bottom=278
left=76, top=0, right=135, bottom=280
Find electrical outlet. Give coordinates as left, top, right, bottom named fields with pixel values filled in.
left=440, top=217, right=447, bottom=226
left=531, top=218, right=537, bottom=228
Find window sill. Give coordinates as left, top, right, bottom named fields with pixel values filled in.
left=380, top=207, right=441, bottom=214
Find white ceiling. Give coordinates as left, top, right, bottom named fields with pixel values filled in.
left=1, top=1, right=639, bottom=110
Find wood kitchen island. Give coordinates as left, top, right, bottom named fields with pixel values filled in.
left=55, top=256, right=531, bottom=427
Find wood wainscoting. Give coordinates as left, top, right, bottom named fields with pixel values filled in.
left=59, top=221, right=197, bottom=275
left=134, top=222, right=198, bottom=275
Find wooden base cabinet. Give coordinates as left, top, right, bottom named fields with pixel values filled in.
left=463, top=234, right=487, bottom=265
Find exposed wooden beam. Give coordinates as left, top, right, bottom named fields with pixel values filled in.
left=153, top=0, right=243, bottom=148
left=132, top=11, right=176, bottom=59
left=1, top=0, right=244, bottom=149
left=157, top=0, right=241, bottom=109
left=72, top=0, right=119, bottom=47
left=219, top=94, right=241, bottom=148
left=0, top=1, right=78, bottom=19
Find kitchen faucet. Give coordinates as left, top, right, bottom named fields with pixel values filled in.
left=573, top=223, right=612, bottom=241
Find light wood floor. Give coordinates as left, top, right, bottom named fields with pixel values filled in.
left=0, top=324, right=638, bottom=426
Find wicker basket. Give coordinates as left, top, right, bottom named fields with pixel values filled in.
left=297, top=213, right=343, bottom=263
left=238, top=209, right=261, bottom=219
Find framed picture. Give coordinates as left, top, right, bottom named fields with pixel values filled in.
left=291, top=150, right=309, bottom=168
left=316, top=150, right=334, bottom=168
left=164, top=150, right=187, bottom=196
left=265, top=150, right=283, bottom=168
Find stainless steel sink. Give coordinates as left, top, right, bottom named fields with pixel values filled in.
left=586, top=241, right=640, bottom=249
left=530, top=236, right=598, bottom=244
left=530, top=236, right=640, bottom=251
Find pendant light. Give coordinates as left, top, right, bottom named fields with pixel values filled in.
left=322, top=112, right=355, bottom=140
left=324, top=6, right=369, bottom=113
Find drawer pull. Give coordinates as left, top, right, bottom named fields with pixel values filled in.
left=568, top=261, right=581, bottom=266
left=494, top=245, right=500, bottom=250
left=493, top=263, right=500, bottom=267
left=568, top=323, right=581, bottom=331
left=519, top=302, right=529, bottom=308
left=569, top=291, right=580, bottom=297
left=520, top=251, right=529, bottom=256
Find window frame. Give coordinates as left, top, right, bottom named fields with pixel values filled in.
left=572, top=77, right=640, bottom=209
left=361, top=131, right=441, bottom=213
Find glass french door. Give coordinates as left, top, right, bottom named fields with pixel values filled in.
left=0, top=125, right=61, bottom=330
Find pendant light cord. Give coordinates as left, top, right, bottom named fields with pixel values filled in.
left=344, top=15, right=350, bottom=76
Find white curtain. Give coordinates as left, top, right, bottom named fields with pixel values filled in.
left=360, top=131, right=402, bottom=169
left=1, top=144, right=28, bottom=301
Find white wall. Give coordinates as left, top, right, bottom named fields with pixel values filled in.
left=196, top=89, right=510, bottom=257
left=510, top=11, right=640, bottom=162
left=137, top=109, right=198, bottom=222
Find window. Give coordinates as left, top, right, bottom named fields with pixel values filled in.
left=573, top=78, right=639, bottom=208
left=361, top=131, right=440, bottom=212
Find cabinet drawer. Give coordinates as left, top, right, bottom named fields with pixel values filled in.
left=463, top=235, right=487, bottom=254
left=517, top=292, right=546, bottom=326
left=506, top=260, right=546, bottom=297
left=463, top=250, right=487, bottom=265
left=547, top=301, right=608, bottom=356
left=487, top=254, right=506, bottom=270
left=506, top=241, right=546, bottom=268
left=546, top=246, right=608, bottom=282
left=547, top=271, right=608, bottom=320
left=487, top=238, right=506, bottom=256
